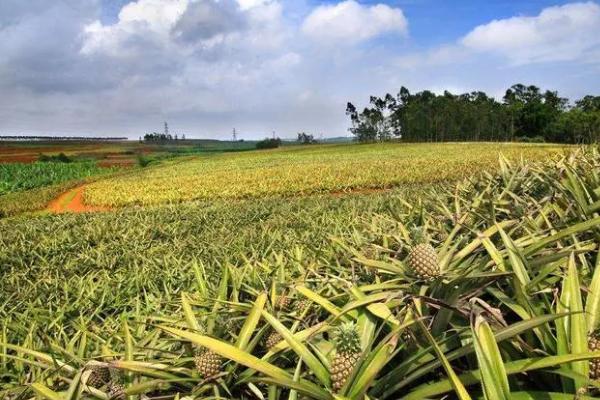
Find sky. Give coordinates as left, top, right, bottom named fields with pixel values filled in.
left=1, top=0, right=599, bottom=139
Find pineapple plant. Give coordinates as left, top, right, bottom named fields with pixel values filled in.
left=265, top=330, right=283, bottom=350
left=589, top=333, right=600, bottom=380
left=330, top=323, right=362, bottom=392
left=194, top=348, right=223, bottom=380
left=407, top=227, right=440, bottom=280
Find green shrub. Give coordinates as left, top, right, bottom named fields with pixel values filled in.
left=137, top=154, right=152, bottom=167
left=256, top=137, right=282, bottom=149
left=38, top=152, right=73, bottom=163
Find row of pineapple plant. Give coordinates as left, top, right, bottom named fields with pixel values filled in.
left=1, top=147, right=600, bottom=399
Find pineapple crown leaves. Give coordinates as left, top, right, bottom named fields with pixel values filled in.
left=334, top=322, right=361, bottom=354
left=409, top=226, right=428, bottom=245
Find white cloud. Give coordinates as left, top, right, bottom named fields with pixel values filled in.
left=301, top=0, right=407, bottom=44
left=81, top=0, right=188, bottom=56
left=462, top=2, right=600, bottom=64
left=2, top=1, right=600, bottom=139
left=236, top=0, right=271, bottom=11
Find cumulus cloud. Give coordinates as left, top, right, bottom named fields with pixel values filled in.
left=172, top=0, right=244, bottom=43
left=1, top=1, right=599, bottom=139
left=462, top=2, right=600, bottom=64
left=302, top=0, right=407, bottom=44
left=81, top=0, right=187, bottom=56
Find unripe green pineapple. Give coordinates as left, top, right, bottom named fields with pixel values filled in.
left=194, top=349, right=223, bottom=379
left=407, top=244, right=440, bottom=280
left=589, top=333, right=600, bottom=380
left=265, top=331, right=283, bottom=350
left=331, top=323, right=361, bottom=392
left=86, top=364, right=110, bottom=388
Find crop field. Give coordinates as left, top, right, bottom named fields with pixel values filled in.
left=0, top=161, right=112, bottom=196
left=2, top=142, right=600, bottom=400
left=0, top=139, right=263, bottom=165
left=84, top=142, right=568, bottom=207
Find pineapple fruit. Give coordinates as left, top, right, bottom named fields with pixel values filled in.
left=265, top=331, right=283, bottom=350
left=276, top=295, right=291, bottom=310
left=107, top=367, right=126, bottom=400
left=331, top=323, right=361, bottom=392
left=589, top=334, right=600, bottom=380
left=107, top=382, right=126, bottom=400
left=85, top=364, right=110, bottom=388
left=194, top=349, right=223, bottom=380
left=294, top=299, right=311, bottom=313
left=407, top=243, right=440, bottom=280
left=407, top=226, right=440, bottom=280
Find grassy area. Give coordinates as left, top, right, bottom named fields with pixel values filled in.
left=84, top=142, right=568, bottom=207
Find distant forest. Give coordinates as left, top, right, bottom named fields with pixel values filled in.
left=346, top=84, right=600, bottom=143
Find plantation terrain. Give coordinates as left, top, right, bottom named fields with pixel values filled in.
left=2, top=141, right=600, bottom=399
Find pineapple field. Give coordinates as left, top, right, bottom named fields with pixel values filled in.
left=2, top=142, right=600, bottom=399
left=82, top=142, right=566, bottom=207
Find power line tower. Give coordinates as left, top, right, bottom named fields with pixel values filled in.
left=164, top=122, right=169, bottom=137
left=272, top=130, right=276, bottom=139
left=232, top=128, right=237, bottom=141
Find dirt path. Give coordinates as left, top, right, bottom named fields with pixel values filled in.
left=47, top=185, right=108, bottom=214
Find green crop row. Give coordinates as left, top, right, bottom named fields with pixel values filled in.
left=0, top=161, right=111, bottom=196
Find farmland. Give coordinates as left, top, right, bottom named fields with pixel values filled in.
left=83, top=142, right=568, bottom=207
left=0, top=161, right=113, bottom=196
left=1, top=141, right=600, bottom=400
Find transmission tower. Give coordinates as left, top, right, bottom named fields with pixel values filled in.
left=232, top=128, right=237, bottom=141
left=164, top=122, right=169, bottom=137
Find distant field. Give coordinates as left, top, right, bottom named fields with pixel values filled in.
left=0, top=139, right=258, bottom=166
left=84, top=142, right=568, bottom=207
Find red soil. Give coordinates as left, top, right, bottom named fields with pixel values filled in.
left=0, top=154, right=37, bottom=163
left=47, top=186, right=109, bottom=214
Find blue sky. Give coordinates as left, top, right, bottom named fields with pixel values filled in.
left=1, top=0, right=599, bottom=138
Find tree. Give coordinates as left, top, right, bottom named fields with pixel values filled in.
left=297, top=132, right=316, bottom=144
left=346, top=83, right=600, bottom=144
left=346, top=102, right=389, bottom=142
left=256, top=137, right=282, bottom=149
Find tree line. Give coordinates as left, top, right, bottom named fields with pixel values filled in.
left=0, top=136, right=128, bottom=141
left=143, top=132, right=185, bottom=142
left=346, top=84, right=600, bottom=143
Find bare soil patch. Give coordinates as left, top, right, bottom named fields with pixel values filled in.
left=47, top=186, right=109, bottom=214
